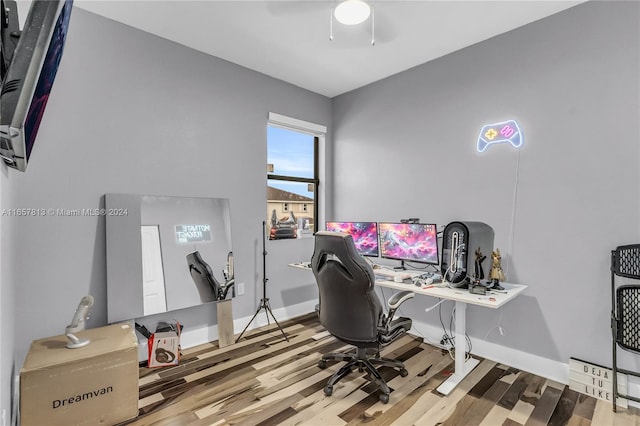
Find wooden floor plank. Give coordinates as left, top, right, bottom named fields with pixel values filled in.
left=118, top=314, right=640, bottom=426
left=547, top=386, right=580, bottom=426
left=479, top=404, right=515, bottom=426
left=524, top=385, right=564, bottom=426
left=592, top=399, right=639, bottom=426
left=444, top=377, right=512, bottom=426
left=361, top=345, right=446, bottom=418
left=353, top=352, right=454, bottom=425
left=499, top=372, right=535, bottom=410
left=412, top=359, right=497, bottom=426
left=280, top=379, right=370, bottom=425
left=469, top=365, right=510, bottom=398
left=572, top=392, right=597, bottom=421
left=566, top=414, right=592, bottom=426
left=508, top=399, right=536, bottom=425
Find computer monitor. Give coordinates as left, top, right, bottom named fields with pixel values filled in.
left=325, top=221, right=379, bottom=257
left=378, top=222, right=439, bottom=265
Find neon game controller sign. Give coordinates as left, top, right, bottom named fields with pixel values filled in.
left=477, top=120, right=524, bottom=152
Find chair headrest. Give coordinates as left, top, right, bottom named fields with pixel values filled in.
left=311, top=231, right=373, bottom=282
left=187, top=251, right=214, bottom=277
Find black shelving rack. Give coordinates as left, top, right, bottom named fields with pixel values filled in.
left=611, top=244, right=640, bottom=411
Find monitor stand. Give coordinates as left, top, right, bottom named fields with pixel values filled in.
left=393, top=260, right=406, bottom=270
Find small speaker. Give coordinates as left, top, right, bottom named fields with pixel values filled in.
left=441, top=221, right=494, bottom=287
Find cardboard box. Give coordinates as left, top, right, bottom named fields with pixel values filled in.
left=20, top=323, right=139, bottom=426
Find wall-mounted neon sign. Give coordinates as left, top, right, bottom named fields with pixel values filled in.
left=175, top=224, right=211, bottom=244
left=477, top=120, right=523, bottom=152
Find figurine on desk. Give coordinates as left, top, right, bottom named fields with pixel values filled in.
left=473, top=248, right=486, bottom=284
left=468, top=248, right=488, bottom=294
left=489, top=248, right=506, bottom=291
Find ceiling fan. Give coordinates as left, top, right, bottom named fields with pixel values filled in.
left=265, top=0, right=391, bottom=46
left=331, top=0, right=375, bottom=45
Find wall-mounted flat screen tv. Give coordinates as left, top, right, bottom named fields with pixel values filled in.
left=0, top=0, right=73, bottom=171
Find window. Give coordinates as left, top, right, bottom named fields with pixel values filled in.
left=267, top=114, right=324, bottom=240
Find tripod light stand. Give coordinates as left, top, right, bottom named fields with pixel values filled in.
left=236, top=221, right=289, bottom=343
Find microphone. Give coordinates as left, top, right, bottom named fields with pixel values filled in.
left=65, top=295, right=94, bottom=349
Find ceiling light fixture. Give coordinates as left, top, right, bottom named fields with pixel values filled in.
left=330, top=0, right=375, bottom=46
left=334, top=0, right=371, bottom=25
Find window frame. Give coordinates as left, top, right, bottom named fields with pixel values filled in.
left=267, top=113, right=325, bottom=236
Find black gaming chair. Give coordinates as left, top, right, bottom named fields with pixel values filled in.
left=311, top=231, right=415, bottom=403
left=187, top=251, right=235, bottom=301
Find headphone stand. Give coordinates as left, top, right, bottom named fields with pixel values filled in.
left=236, top=221, right=289, bottom=343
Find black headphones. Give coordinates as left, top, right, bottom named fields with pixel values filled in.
left=155, top=347, right=176, bottom=364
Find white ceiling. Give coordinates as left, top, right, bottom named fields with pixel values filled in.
left=67, top=1, right=586, bottom=98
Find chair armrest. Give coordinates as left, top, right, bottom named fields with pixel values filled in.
left=219, top=279, right=235, bottom=300
left=383, top=291, right=414, bottom=329
left=388, top=291, right=414, bottom=310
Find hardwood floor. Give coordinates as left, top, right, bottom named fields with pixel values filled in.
left=120, top=314, right=640, bottom=426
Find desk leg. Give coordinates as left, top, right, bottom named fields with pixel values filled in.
left=436, top=300, right=479, bottom=395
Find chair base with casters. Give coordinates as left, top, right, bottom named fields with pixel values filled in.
left=611, top=244, right=640, bottom=412
left=317, top=291, right=414, bottom=404
left=318, top=346, right=408, bottom=404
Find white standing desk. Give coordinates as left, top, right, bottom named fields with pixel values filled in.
left=374, top=269, right=526, bottom=395
left=288, top=263, right=527, bottom=395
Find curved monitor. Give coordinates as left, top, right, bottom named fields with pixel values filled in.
left=325, top=221, right=379, bottom=257
left=379, top=222, right=439, bottom=265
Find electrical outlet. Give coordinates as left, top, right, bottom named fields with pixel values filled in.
left=237, top=282, right=245, bottom=295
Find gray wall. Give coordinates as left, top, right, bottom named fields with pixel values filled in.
left=1, top=5, right=331, bottom=395
left=331, top=1, right=640, bottom=367
left=1, top=169, right=16, bottom=422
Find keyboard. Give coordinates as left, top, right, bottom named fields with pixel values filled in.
left=411, top=272, right=443, bottom=286
left=373, top=269, right=415, bottom=282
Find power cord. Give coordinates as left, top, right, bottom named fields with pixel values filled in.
left=484, top=306, right=506, bottom=339
left=440, top=304, right=472, bottom=361
left=379, top=286, right=451, bottom=350
left=403, top=262, right=439, bottom=272
left=484, top=149, right=521, bottom=339
left=505, top=149, right=521, bottom=280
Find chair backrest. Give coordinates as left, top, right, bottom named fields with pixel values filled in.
left=311, top=231, right=382, bottom=344
left=187, top=251, right=221, bottom=299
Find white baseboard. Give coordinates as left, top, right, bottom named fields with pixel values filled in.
left=409, top=318, right=569, bottom=384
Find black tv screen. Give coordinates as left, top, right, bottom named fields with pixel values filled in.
left=0, top=0, right=73, bottom=171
